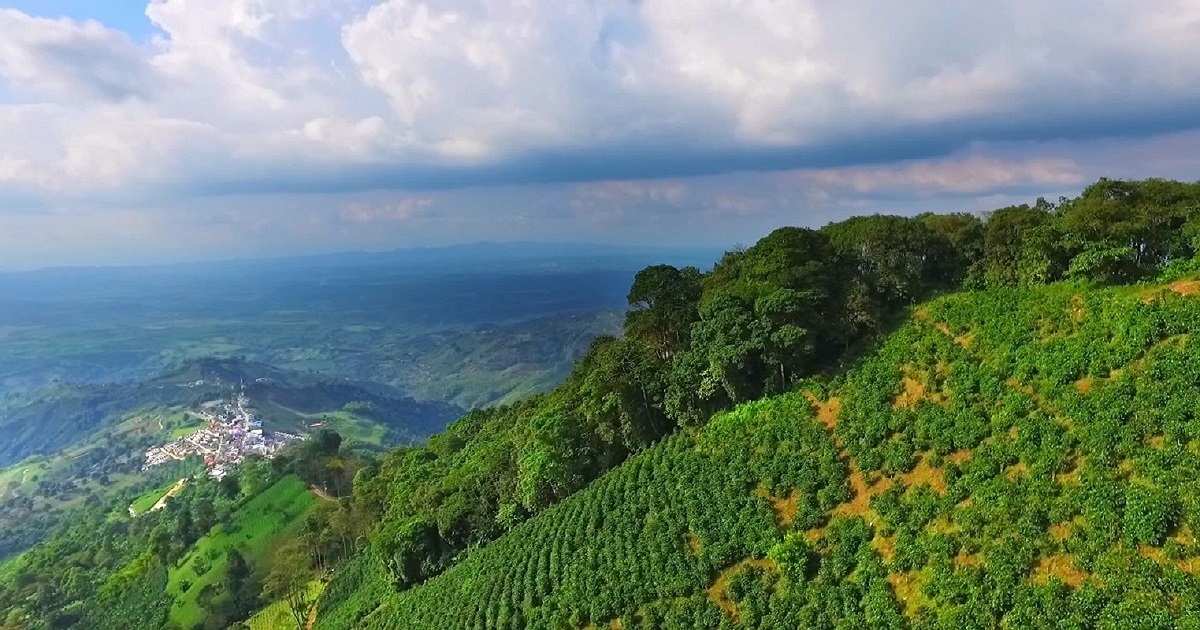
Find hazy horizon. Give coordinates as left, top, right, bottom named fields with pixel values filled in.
left=0, top=239, right=726, bottom=274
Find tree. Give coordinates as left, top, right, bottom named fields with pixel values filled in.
left=1067, top=243, right=1139, bottom=284
left=375, top=518, right=449, bottom=589
left=1061, top=178, right=1200, bottom=275
left=224, top=549, right=257, bottom=620
left=624, top=265, right=702, bottom=360
left=219, top=474, right=241, bottom=499
left=920, top=211, right=985, bottom=280
left=687, top=293, right=765, bottom=404
left=823, top=214, right=956, bottom=306
left=313, top=429, right=343, bottom=456
left=573, top=336, right=668, bottom=452
left=979, top=204, right=1067, bottom=286
left=754, top=288, right=816, bottom=391
left=262, top=542, right=315, bottom=630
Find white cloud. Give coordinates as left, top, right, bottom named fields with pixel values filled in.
left=340, top=197, right=436, bottom=223
left=0, top=10, right=157, bottom=102
left=0, top=1, right=1199, bottom=266
left=794, top=155, right=1085, bottom=196
left=0, top=0, right=1198, bottom=196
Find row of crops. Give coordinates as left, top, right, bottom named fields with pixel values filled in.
left=318, top=282, right=1200, bottom=629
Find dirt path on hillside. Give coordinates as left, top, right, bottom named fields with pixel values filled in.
left=305, top=602, right=319, bottom=630
left=309, top=485, right=337, bottom=502
left=150, top=478, right=188, bottom=512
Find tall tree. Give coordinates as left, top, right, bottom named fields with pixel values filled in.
left=224, top=549, right=257, bottom=619
left=980, top=204, right=1067, bottom=286
left=823, top=215, right=952, bottom=306
left=262, top=541, right=315, bottom=630
left=625, top=265, right=702, bottom=360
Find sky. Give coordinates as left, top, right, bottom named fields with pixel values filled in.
left=0, top=1, right=1199, bottom=270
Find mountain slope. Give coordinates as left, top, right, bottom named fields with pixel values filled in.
left=316, top=280, right=1200, bottom=629
left=0, top=357, right=462, bottom=563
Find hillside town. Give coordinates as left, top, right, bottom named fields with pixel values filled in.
left=142, top=391, right=303, bottom=479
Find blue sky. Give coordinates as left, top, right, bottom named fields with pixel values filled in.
left=3, top=1, right=155, bottom=39
left=1, top=1, right=1199, bottom=269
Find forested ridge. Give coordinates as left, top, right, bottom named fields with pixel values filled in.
left=4, top=177, right=1200, bottom=629
left=319, top=279, right=1200, bottom=629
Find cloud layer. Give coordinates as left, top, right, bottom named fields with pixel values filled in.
left=0, top=1, right=1199, bottom=267
left=2, top=0, right=1200, bottom=196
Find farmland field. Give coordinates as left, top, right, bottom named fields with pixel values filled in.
left=317, top=279, right=1200, bottom=629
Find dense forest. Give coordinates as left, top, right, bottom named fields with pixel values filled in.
left=3, top=177, right=1200, bottom=629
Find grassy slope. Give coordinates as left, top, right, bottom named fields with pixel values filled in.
left=247, top=581, right=325, bottom=630
left=305, top=410, right=387, bottom=446
left=167, top=475, right=317, bottom=628
left=0, top=407, right=171, bottom=496
left=316, top=280, right=1200, bottom=629
left=129, top=481, right=174, bottom=515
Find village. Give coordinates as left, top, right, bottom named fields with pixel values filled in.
left=142, top=390, right=303, bottom=480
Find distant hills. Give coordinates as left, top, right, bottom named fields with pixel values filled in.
left=0, top=242, right=706, bottom=400
left=0, top=357, right=463, bottom=471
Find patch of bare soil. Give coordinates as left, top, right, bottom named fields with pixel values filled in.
left=1031, top=554, right=1087, bottom=588
left=833, top=467, right=893, bottom=519
left=1139, top=524, right=1200, bottom=575
left=707, top=558, right=778, bottom=624
left=1004, top=461, right=1030, bottom=481
left=954, top=549, right=982, bottom=568
left=804, top=391, right=843, bottom=431
left=872, top=536, right=896, bottom=562
left=893, top=366, right=949, bottom=410
left=1056, top=456, right=1086, bottom=487
left=1049, top=521, right=1074, bottom=542
left=887, top=571, right=926, bottom=618
left=755, top=485, right=800, bottom=528
left=1170, top=280, right=1200, bottom=296
left=946, top=450, right=973, bottom=465
left=900, top=455, right=948, bottom=494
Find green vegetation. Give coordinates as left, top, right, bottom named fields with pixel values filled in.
left=167, top=475, right=317, bottom=628
left=305, top=177, right=1200, bottom=628
left=317, top=278, right=1200, bottom=629
left=304, top=411, right=387, bottom=446
left=9, top=178, right=1200, bottom=629
left=0, top=406, right=203, bottom=560
left=0, top=358, right=459, bottom=561
left=129, top=479, right=184, bottom=516
left=247, top=581, right=324, bottom=630
left=0, top=430, right=360, bottom=629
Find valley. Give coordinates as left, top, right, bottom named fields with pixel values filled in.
left=142, top=393, right=303, bottom=480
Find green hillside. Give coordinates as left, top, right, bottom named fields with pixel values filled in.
left=316, top=280, right=1200, bottom=629
left=167, top=475, right=318, bottom=628
left=0, top=435, right=355, bottom=630
left=6, top=177, right=1200, bottom=630
left=246, top=580, right=324, bottom=630
left=0, top=358, right=460, bottom=562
